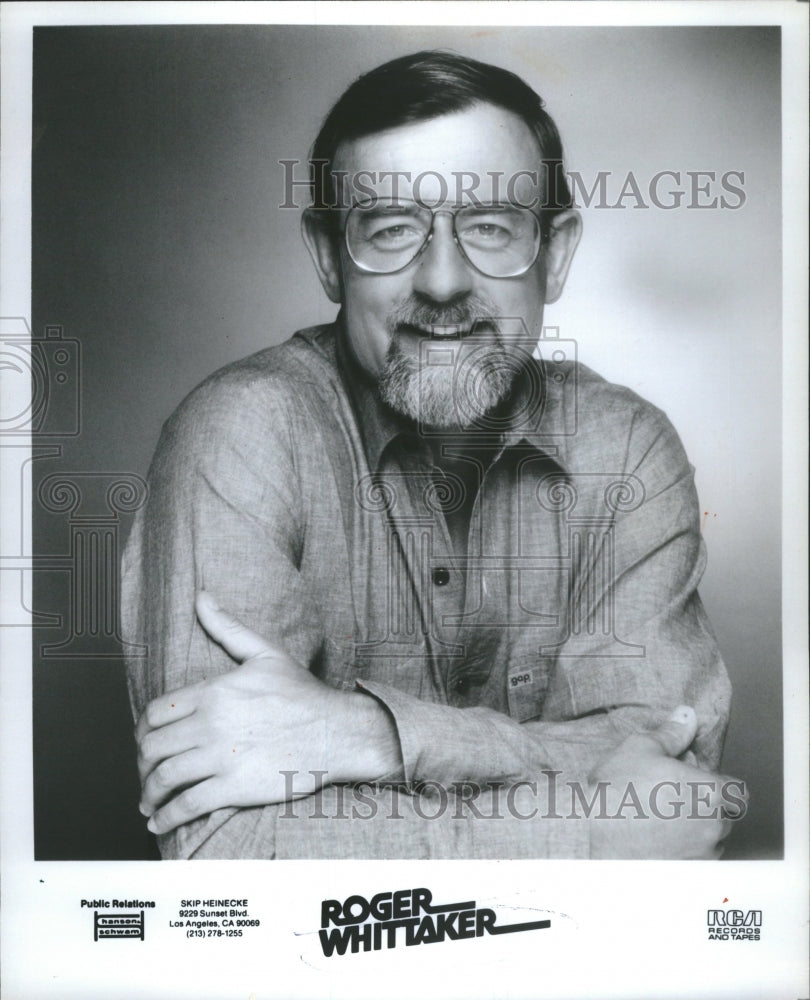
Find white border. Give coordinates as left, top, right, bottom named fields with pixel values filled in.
left=1, top=4, right=807, bottom=999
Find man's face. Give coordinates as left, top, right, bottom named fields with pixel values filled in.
left=304, top=102, right=581, bottom=430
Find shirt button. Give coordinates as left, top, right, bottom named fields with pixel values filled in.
left=453, top=677, right=470, bottom=695
left=432, top=567, right=450, bottom=587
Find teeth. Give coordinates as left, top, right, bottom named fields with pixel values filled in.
left=429, top=324, right=469, bottom=339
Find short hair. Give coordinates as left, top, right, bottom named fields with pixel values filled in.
left=309, top=50, right=573, bottom=237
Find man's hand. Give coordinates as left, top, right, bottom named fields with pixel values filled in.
left=588, top=706, right=746, bottom=859
left=136, top=591, right=401, bottom=835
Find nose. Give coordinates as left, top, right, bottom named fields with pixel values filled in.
left=411, top=213, right=474, bottom=302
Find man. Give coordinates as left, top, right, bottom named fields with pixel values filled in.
left=123, top=51, right=740, bottom=859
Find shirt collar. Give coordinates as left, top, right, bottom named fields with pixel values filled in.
left=335, top=313, right=408, bottom=472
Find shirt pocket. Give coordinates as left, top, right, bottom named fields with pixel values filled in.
left=506, top=659, right=550, bottom=723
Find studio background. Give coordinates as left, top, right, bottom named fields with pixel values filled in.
left=31, top=24, right=782, bottom=860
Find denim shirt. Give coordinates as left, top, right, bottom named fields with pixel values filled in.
left=122, top=321, right=730, bottom=859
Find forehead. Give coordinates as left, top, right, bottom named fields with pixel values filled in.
left=331, top=102, right=544, bottom=205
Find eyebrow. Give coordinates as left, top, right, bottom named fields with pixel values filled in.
left=353, top=199, right=529, bottom=213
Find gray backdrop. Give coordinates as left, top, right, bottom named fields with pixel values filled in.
left=32, top=24, right=782, bottom=859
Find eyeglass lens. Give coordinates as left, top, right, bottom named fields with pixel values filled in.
left=345, top=200, right=541, bottom=278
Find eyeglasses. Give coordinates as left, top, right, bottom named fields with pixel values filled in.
left=344, top=198, right=543, bottom=278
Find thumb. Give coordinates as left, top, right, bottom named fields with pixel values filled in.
left=646, top=705, right=698, bottom=758
left=195, top=590, right=274, bottom=663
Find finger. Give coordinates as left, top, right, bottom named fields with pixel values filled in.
left=646, top=705, right=698, bottom=758
left=137, top=715, right=201, bottom=784
left=195, top=590, right=275, bottom=663
left=693, top=815, right=734, bottom=858
left=717, top=816, right=736, bottom=842
left=146, top=776, right=228, bottom=836
left=136, top=684, right=202, bottom=742
left=140, top=747, right=217, bottom=817
left=681, top=821, right=726, bottom=860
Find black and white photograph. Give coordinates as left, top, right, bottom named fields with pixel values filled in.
left=1, top=3, right=807, bottom=999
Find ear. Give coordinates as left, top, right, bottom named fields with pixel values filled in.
left=543, top=209, right=582, bottom=304
left=302, top=209, right=343, bottom=304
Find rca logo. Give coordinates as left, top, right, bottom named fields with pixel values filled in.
left=707, top=909, right=761, bottom=941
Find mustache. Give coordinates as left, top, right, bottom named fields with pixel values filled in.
left=385, top=294, right=501, bottom=335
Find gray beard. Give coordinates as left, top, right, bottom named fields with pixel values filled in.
left=378, top=338, right=517, bottom=431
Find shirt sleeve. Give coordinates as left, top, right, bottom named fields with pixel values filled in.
left=122, top=371, right=316, bottom=859
left=190, top=783, right=590, bottom=860
left=121, top=371, right=592, bottom=860
left=357, top=407, right=732, bottom=788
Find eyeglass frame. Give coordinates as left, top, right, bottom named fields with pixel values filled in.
left=340, top=197, right=550, bottom=279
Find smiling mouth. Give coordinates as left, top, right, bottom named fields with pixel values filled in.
left=398, top=321, right=491, bottom=340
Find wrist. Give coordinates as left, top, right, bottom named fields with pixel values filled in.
left=325, top=688, right=403, bottom=784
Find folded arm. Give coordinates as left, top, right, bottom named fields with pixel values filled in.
left=123, top=376, right=734, bottom=858
left=135, top=595, right=739, bottom=859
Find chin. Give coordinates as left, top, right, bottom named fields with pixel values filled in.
left=378, top=340, right=515, bottom=430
